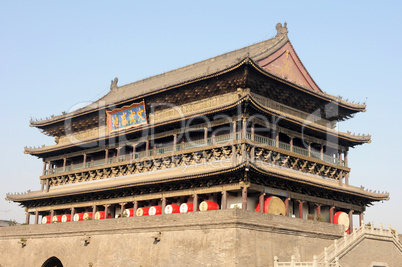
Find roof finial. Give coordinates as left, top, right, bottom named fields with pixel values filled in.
left=110, top=77, right=119, bottom=91
left=275, top=22, right=288, bottom=38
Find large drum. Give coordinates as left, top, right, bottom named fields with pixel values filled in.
left=180, top=203, right=194, bottom=213
left=61, top=214, right=71, bottom=223
left=94, top=211, right=112, bottom=220
left=254, top=196, right=286, bottom=215
left=52, top=215, right=63, bottom=223
left=165, top=204, right=180, bottom=214
left=334, top=211, right=350, bottom=231
left=149, top=206, right=162, bottom=216
left=199, top=201, right=219, bottom=211
left=42, top=216, right=51, bottom=224
left=83, top=212, right=93, bottom=220
left=136, top=207, right=149, bottom=216
left=122, top=208, right=134, bottom=217
left=73, top=213, right=85, bottom=222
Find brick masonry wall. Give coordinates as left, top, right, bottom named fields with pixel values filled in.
left=1, top=209, right=398, bottom=267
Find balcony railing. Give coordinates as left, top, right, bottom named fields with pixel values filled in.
left=44, top=132, right=343, bottom=175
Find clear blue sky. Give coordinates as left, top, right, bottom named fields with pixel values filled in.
left=1, top=1, right=401, bottom=230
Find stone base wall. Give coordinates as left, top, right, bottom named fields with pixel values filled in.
left=0, top=209, right=393, bottom=267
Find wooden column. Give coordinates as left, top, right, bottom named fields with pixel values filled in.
left=242, top=187, right=248, bottom=210
left=320, top=144, right=324, bottom=160
left=105, top=149, right=109, bottom=164
left=284, top=198, right=290, bottom=217
left=329, top=206, right=335, bottom=224
left=344, top=150, right=348, bottom=167
left=120, top=203, right=126, bottom=216
left=41, top=180, right=45, bottom=192
left=173, top=134, right=177, bottom=151
left=232, top=119, right=237, bottom=140
left=221, top=190, right=227, bottom=210
left=46, top=179, right=50, bottom=192
left=345, top=173, right=349, bottom=186
left=193, top=194, right=198, bottom=212
left=359, top=212, right=365, bottom=227
left=104, top=205, right=110, bottom=219
left=308, top=143, right=311, bottom=157
left=259, top=193, right=265, bottom=213
left=50, top=209, right=54, bottom=220
left=290, top=137, right=293, bottom=152
left=204, top=127, right=208, bottom=146
left=83, top=153, right=87, bottom=168
left=35, top=211, right=39, bottom=224
left=339, top=171, right=343, bottom=186
left=92, top=205, right=97, bottom=215
left=339, top=150, right=342, bottom=165
left=251, top=122, right=255, bottom=141
left=132, top=144, right=137, bottom=160
left=146, top=140, right=149, bottom=156
left=133, top=201, right=138, bottom=217
left=71, top=207, right=75, bottom=221
left=298, top=200, right=304, bottom=219
left=242, top=117, right=247, bottom=139
left=63, top=158, right=67, bottom=172
left=161, top=196, right=166, bottom=214
left=25, top=212, right=30, bottom=225
left=275, top=131, right=279, bottom=148
left=349, top=210, right=354, bottom=233
left=42, top=161, right=47, bottom=176
left=316, top=204, right=321, bottom=219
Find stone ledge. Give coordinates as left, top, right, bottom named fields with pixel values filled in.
left=0, top=209, right=344, bottom=239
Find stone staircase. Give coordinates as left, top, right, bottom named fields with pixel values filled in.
left=274, top=222, right=402, bottom=267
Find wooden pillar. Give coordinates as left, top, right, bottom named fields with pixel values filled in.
left=242, top=117, right=247, bottom=139
left=259, top=193, right=265, bottom=213
left=42, top=161, right=47, bottom=176
left=173, top=134, right=177, bottom=151
left=344, top=150, right=348, bottom=167
left=221, top=190, right=227, bottom=210
left=242, top=187, right=248, bottom=210
left=161, top=196, right=166, bottom=214
left=133, top=201, right=138, bottom=217
left=132, top=144, right=137, bottom=160
left=104, top=205, right=110, bottom=219
left=120, top=203, right=126, bottom=216
left=290, top=137, right=293, bottom=152
left=275, top=131, right=279, bottom=148
left=320, top=144, right=324, bottom=160
left=92, top=205, right=97, bottom=215
left=35, top=211, right=39, bottom=224
left=349, top=210, right=354, bottom=233
left=46, top=179, right=50, bottom=192
left=25, top=212, right=30, bottom=225
left=63, top=158, right=67, bottom=172
left=105, top=149, right=109, bottom=164
left=232, top=119, right=237, bottom=140
left=251, top=122, right=255, bottom=141
left=359, top=212, right=364, bottom=227
left=329, top=206, right=335, bottom=224
left=308, top=143, right=311, bottom=157
left=298, top=200, right=304, bottom=219
left=71, top=207, right=75, bottom=221
left=204, top=127, right=208, bottom=146
left=50, top=209, right=54, bottom=220
left=284, top=198, right=290, bottom=217
left=345, top=173, right=349, bottom=186
left=316, top=204, right=321, bottom=220
left=146, top=140, right=149, bottom=156
left=339, top=150, right=342, bottom=165
left=193, top=194, right=198, bottom=212
left=83, top=153, right=87, bottom=168
left=41, top=180, right=45, bottom=192
left=339, top=171, right=343, bottom=186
